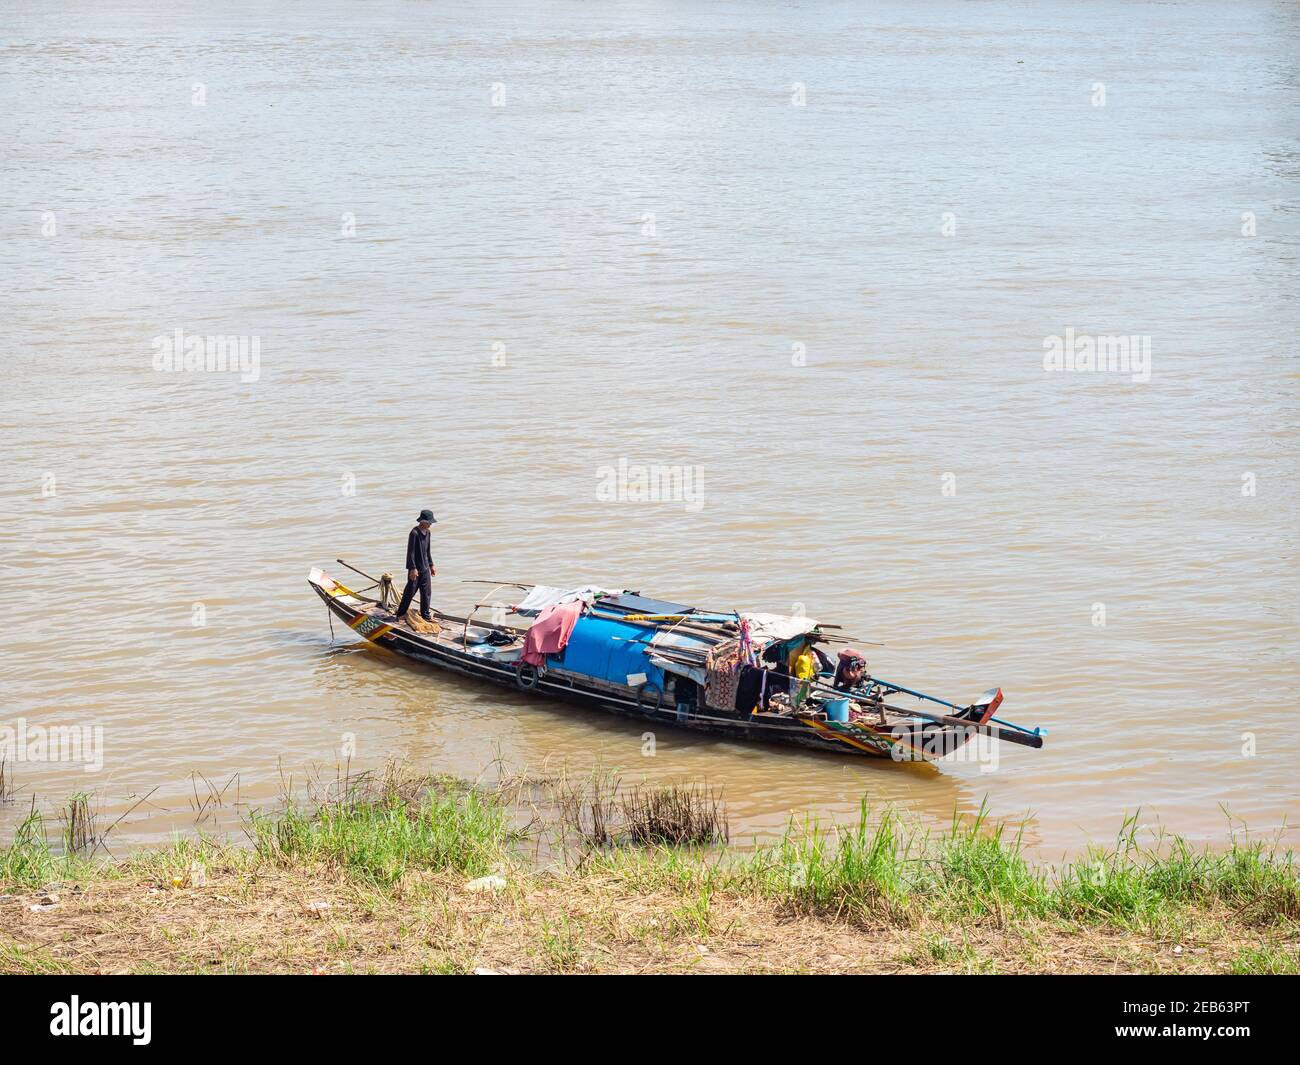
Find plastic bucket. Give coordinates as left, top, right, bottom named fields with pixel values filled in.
left=824, top=698, right=851, bottom=723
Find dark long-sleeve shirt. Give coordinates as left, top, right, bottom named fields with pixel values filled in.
left=405, top=526, right=434, bottom=574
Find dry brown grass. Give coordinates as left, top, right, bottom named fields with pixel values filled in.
left=0, top=852, right=1280, bottom=975
left=60, top=794, right=97, bottom=855
left=3, top=764, right=1295, bottom=975
left=509, top=769, right=729, bottom=851
left=621, top=784, right=728, bottom=847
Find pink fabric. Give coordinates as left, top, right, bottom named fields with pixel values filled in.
left=521, top=601, right=583, bottom=666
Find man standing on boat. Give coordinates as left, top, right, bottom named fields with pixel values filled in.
left=393, top=509, right=437, bottom=622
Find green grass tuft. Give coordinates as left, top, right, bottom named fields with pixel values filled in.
left=736, top=805, right=1300, bottom=931
left=246, top=786, right=510, bottom=887
left=1229, top=943, right=1300, bottom=974
left=0, top=809, right=88, bottom=888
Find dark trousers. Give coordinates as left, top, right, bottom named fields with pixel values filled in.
left=396, top=571, right=432, bottom=620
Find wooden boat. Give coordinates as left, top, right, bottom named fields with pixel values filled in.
left=308, top=563, right=1045, bottom=763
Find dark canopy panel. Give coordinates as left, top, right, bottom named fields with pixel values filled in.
left=593, top=593, right=695, bottom=616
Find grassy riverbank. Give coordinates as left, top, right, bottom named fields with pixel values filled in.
left=2, top=770, right=1298, bottom=974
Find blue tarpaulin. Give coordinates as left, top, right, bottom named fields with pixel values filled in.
left=549, top=614, right=665, bottom=689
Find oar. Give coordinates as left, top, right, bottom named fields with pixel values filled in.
left=336, top=559, right=383, bottom=585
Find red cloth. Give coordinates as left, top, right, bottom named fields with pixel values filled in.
left=521, top=601, right=583, bottom=666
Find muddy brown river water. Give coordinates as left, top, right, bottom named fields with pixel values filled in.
left=2, top=0, right=1297, bottom=857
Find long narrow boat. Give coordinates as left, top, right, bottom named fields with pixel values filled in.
left=308, top=565, right=1044, bottom=764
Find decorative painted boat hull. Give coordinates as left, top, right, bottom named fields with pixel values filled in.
left=309, top=567, right=1039, bottom=765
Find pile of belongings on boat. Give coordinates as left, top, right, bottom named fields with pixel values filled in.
left=507, top=584, right=872, bottom=718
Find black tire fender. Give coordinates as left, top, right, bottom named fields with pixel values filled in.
left=635, top=682, right=664, bottom=715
